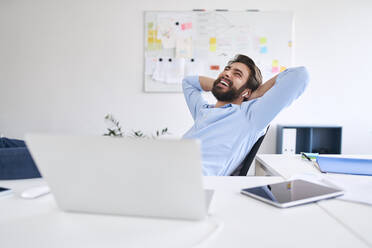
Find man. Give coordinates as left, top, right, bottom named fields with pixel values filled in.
left=182, top=54, right=309, bottom=176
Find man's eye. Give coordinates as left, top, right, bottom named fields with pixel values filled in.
left=235, top=73, right=241, bottom=77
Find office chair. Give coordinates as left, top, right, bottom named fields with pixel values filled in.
left=230, top=126, right=269, bottom=176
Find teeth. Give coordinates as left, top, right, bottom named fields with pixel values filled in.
left=220, top=80, right=229, bottom=87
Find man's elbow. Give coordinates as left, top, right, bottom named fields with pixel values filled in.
left=182, top=76, right=189, bottom=87
left=292, top=66, right=310, bottom=88
left=281, top=66, right=309, bottom=97
left=182, top=76, right=192, bottom=92
left=183, top=76, right=203, bottom=92
left=276, top=66, right=309, bottom=101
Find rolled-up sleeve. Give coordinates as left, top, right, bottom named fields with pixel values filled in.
left=182, top=76, right=208, bottom=120
left=244, top=66, right=310, bottom=130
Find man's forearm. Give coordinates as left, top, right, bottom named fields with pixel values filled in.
left=248, top=75, right=277, bottom=100
left=245, top=67, right=309, bottom=131
left=199, top=76, right=215, bottom=91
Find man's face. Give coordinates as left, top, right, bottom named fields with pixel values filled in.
left=212, top=62, right=250, bottom=102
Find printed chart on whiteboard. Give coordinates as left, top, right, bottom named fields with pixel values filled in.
left=144, top=11, right=293, bottom=92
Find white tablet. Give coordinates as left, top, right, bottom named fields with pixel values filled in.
left=241, top=179, right=344, bottom=208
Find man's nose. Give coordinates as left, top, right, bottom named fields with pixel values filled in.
left=223, top=70, right=232, bottom=78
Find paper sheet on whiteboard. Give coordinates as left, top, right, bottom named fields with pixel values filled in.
left=185, top=59, right=205, bottom=76
left=152, top=58, right=185, bottom=84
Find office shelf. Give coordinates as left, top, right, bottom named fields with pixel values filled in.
left=276, top=125, right=342, bottom=154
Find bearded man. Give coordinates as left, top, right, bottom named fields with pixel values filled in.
left=182, top=54, right=309, bottom=176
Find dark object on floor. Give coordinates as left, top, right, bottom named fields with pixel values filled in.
left=0, top=138, right=41, bottom=180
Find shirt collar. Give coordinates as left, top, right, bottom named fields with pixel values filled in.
left=203, top=103, right=234, bottom=109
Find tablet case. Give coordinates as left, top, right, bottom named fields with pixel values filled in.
left=316, top=156, right=372, bottom=176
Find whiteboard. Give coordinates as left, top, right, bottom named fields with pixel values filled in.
left=144, top=11, right=293, bottom=93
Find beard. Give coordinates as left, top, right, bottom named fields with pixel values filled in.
left=211, top=77, right=246, bottom=102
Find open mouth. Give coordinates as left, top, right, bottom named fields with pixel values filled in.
left=218, top=78, right=232, bottom=89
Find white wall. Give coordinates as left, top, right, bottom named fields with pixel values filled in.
left=1, top=0, right=372, bottom=154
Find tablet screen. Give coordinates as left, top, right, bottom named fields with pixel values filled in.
left=241, top=179, right=342, bottom=205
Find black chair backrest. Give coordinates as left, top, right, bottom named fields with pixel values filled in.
left=230, top=126, right=269, bottom=176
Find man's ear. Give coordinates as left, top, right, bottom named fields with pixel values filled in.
left=241, top=89, right=252, bottom=100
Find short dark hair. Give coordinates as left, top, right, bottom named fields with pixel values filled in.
left=228, top=54, right=262, bottom=91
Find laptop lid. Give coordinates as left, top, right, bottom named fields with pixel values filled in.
left=25, top=134, right=208, bottom=220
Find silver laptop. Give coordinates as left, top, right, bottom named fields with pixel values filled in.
left=25, top=134, right=213, bottom=220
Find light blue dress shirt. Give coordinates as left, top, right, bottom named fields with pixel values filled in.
left=182, top=67, right=309, bottom=176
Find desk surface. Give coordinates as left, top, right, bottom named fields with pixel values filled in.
left=256, top=154, right=372, bottom=248
left=255, top=154, right=372, bottom=179
left=0, top=176, right=369, bottom=248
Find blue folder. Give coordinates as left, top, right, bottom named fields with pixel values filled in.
left=316, top=156, right=372, bottom=176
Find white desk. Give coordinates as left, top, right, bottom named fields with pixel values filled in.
left=255, top=154, right=372, bottom=248
left=0, top=176, right=369, bottom=248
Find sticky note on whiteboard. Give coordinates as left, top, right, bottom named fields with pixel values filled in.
left=272, top=60, right=279, bottom=73
left=181, top=22, right=192, bottom=30
left=148, top=30, right=155, bottom=36
left=260, top=46, right=268, bottom=54
left=209, top=37, right=217, bottom=52
left=209, top=44, right=217, bottom=52
left=259, top=37, right=267, bottom=44
left=272, top=67, right=279, bottom=73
